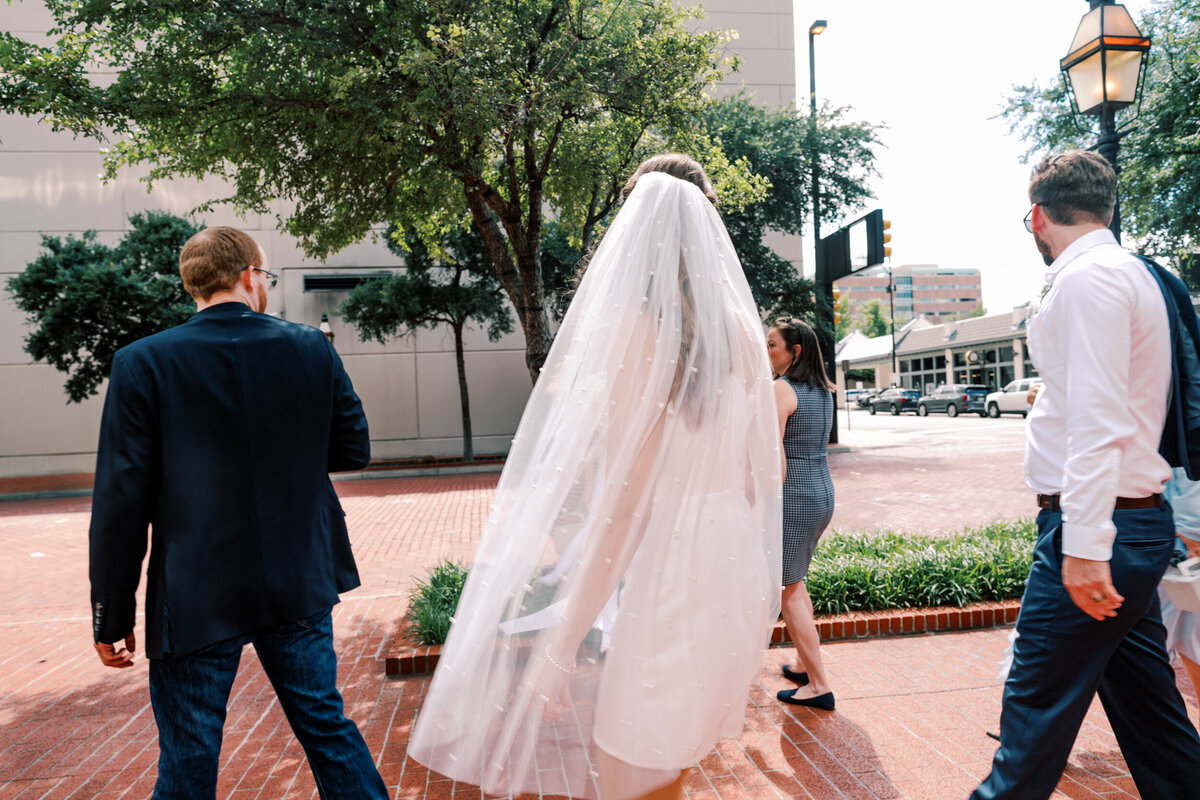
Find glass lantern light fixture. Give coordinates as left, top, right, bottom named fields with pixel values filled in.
left=1059, top=2, right=1150, bottom=120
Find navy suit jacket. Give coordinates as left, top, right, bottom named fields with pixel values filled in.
left=88, top=302, right=371, bottom=658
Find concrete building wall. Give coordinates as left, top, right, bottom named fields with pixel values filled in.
left=0, top=0, right=795, bottom=478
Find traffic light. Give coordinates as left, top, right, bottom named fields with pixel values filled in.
left=820, top=208, right=890, bottom=282
left=866, top=209, right=892, bottom=265
left=832, top=286, right=842, bottom=326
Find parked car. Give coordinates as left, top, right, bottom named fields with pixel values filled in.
left=856, top=388, right=880, bottom=409
left=917, top=384, right=991, bottom=417
left=869, top=388, right=921, bottom=415
left=985, top=378, right=1043, bottom=418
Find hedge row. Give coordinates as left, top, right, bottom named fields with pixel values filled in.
left=406, top=520, right=1038, bottom=645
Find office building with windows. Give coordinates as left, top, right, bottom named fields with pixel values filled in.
left=839, top=265, right=983, bottom=323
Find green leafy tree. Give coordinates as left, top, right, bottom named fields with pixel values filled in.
left=338, top=227, right=513, bottom=461
left=0, top=0, right=766, bottom=383
left=998, top=0, right=1200, bottom=258
left=539, top=221, right=585, bottom=320
left=858, top=298, right=893, bottom=338
left=843, top=367, right=875, bottom=385
left=944, top=303, right=987, bottom=322
left=699, top=94, right=882, bottom=335
left=6, top=211, right=201, bottom=403
left=834, top=299, right=857, bottom=341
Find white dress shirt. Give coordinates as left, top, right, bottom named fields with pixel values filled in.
left=1024, top=228, right=1173, bottom=561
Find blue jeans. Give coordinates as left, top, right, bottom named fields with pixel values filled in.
left=971, top=505, right=1200, bottom=799
left=149, top=608, right=387, bottom=800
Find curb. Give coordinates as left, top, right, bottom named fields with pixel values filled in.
left=0, top=455, right=510, bottom=503
left=384, top=599, right=1021, bottom=677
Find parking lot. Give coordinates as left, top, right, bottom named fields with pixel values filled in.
left=823, top=403, right=1031, bottom=536
left=837, top=399, right=1026, bottom=448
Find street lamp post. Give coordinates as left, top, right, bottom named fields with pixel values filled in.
left=809, top=19, right=826, bottom=279
left=886, top=269, right=898, bottom=380
left=1059, top=0, right=1150, bottom=243
left=809, top=19, right=838, bottom=441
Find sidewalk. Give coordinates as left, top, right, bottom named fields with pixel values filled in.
left=0, top=427, right=1189, bottom=799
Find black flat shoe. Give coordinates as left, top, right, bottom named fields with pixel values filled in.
left=777, top=688, right=835, bottom=710
left=781, top=664, right=809, bottom=685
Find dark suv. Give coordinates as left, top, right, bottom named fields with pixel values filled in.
left=917, top=384, right=991, bottom=417
left=868, top=388, right=921, bottom=415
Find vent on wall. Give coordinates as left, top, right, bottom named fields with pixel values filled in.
left=303, top=272, right=392, bottom=292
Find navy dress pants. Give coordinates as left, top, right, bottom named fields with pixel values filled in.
left=971, top=504, right=1200, bottom=799
left=148, top=608, right=387, bottom=800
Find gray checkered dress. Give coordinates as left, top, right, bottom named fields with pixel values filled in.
left=780, top=378, right=835, bottom=585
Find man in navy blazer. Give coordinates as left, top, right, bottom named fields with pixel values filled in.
left=89, top=226, right=387, bottom=799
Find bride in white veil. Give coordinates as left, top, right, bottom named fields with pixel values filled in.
left=408, top=154, right=782, bottom=800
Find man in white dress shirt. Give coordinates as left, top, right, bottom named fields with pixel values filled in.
left=971, top=151, right=1200, bottom=799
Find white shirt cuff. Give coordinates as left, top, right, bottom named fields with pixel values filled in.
left=1061, top=522, right=1116, bottom=561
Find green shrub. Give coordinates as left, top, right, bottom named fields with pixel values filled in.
left=806, top=520, right=1036, bottom=614
left=403, top=520, right=1038, bottom=644
left=405, top=560, right=469, bottom=645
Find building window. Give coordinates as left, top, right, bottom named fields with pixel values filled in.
left=897, top=356, right=945, bottom=395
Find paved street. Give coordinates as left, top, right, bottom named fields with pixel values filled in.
left=1, top=414, right=1191, bottom=799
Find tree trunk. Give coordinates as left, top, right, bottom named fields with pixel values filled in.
left=464, top=187, right=553, bottom=384
left=463, top=190, right=552, bottom=383
left=453, top=321, right=474, bottom=462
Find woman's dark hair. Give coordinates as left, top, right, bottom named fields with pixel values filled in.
left=621, top=153, right=718, bottom=207
left=771, top=317, right=834, bottom=391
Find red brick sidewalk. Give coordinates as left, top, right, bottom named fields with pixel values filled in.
left=1, top=431, right=1191, bottom=799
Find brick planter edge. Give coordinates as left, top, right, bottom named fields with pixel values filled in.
left=385, top=599, right=1022, bottom=678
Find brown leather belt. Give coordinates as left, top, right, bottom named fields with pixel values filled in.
left=1036, top=493, right=1162, bottom=512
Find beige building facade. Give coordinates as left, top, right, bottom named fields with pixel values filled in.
left=836, top=307, right=1037, bottom=402
left=0, top=0, right=796, bottom=480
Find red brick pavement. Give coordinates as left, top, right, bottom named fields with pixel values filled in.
left=1, top=431, right=1193, bottom=799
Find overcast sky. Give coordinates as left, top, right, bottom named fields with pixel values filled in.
left=793, top=0, right=1154, bottom=313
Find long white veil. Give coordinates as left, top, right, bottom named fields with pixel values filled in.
left=408, top=171, right=782, bottom=798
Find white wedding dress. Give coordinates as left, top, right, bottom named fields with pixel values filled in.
left=407, top=171, right=782, bottom=798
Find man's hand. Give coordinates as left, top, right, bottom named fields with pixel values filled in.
left=94, top=632, right=136, bottom=668
left=1180, top=534, right=1200, bottom=561
left=1062, top=555, right=1123, bottom=620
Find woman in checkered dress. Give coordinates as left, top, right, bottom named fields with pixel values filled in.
left=767, top=318, right=836, bottom=710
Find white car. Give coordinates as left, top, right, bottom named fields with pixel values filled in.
left=985, top=378, right=1042, bottom=418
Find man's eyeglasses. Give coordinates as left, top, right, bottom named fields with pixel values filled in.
left=246, top=267, right=278, bottom=289
left=1023, top=202, right=1049, bottom=233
